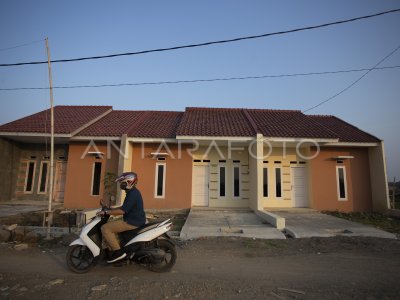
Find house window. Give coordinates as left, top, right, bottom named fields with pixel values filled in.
left=263, top=167, right=268, bottom=197
left=92, top=162, right=102, bottom=196
left=275, top=167, right=282, bottom=198
left=24, top=161, right=36, bottom=193
left=233, top=164, right=240, bottom=198
left=336, top=166, right=347, bottom=200
left=38, top=161, right=49, bottom=194
left=155, top=163, right=166, bottom=198
left=219, top=165, right=226, bottom=197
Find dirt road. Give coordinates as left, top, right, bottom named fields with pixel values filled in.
left=1, top=236, right=400, bottom=299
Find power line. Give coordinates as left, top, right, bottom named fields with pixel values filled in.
left=303, top=44, right=400, bottom=113
left=0, top=65, right=398, bottom=91
left=1, top=8, right=399, bottom=67
left=0, top=39, right=44, bottom=52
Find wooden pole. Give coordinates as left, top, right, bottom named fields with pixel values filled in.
left=45, top=37, right=54, bottom=239
left=393, top=177, right=396, bottom=209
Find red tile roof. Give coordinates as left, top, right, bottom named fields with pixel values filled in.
left=176, top=107, right=255, bottom=136
left=0, top=105, right=381, bottom=143
left=128, top=111, right=183, bottom=138
left=309, top=115, right=380, bottom=143
left=246, top=109, right=338, bottom=139
left=76, top=110, right=183, bottom=138
left=0, top=106, right=112, bottom=134
left=77, top=111, right=143, bottom=137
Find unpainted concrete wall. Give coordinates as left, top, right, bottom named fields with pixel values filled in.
left=13, top=143, right=68, bottom=201
left=0, top=138, right=21, bottom=201
left=368, top=143, right=390, bottom=212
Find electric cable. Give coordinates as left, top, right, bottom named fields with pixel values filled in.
left=0, top=39, right=44, bottom=52
left=0, top=65, right=398, bottom=91
left=0, top=8, right=399, bottom=67
left=303, top=43, right=400, bottom=113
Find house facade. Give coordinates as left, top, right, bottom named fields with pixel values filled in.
left=0, top=106, right=390, bottom=213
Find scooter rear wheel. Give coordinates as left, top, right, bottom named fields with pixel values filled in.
left=148, top=239, right=177, bottom=273
left=66, top=245, right=95, bottom=273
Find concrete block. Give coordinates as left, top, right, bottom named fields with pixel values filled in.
left=14, top=243, right=29, bottom=251
left=256, top=210, right=285, bottom=230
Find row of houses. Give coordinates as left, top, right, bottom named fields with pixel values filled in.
left=0, top=106, right=390, bottom=213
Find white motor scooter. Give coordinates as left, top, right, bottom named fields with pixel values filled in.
left=66, top=203, right=177, bottom=273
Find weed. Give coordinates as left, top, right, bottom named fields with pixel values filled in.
left=322, top=211, right=400, bottom=234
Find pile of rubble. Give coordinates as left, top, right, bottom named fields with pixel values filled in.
left=0, top=224, right=39, bottom=244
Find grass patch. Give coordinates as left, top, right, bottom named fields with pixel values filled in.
left=263, top=240, right=286, bottom=249
left=322, top=211, right=400, bottom=234
left=243, top=239, right=286, bottom=249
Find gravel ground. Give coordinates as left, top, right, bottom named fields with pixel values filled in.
left=1, top=235, right=400, bottom=299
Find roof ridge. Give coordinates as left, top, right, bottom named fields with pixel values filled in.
left=55, top=105, right=112, bottom=107
left=308, top=114, right=334, bottom=118
left=246, top=108, right=301, bottom=113
left=242, top=109, right=258, bottom=135
left=71, top=108, right=113, bottom=136
left=186, top=107, right=301, bottom=113
left=113, top=109, right=182, bottom=113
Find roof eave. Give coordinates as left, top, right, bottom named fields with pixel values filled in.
left=264, top=137, right=339, bottom=143
left=322, top=142, right=380, bottom=147
left=0, top=132, right=71, bottom=138
left=71, top=136, right=121, bottom=141
left=176, top=135, right=253, bottom=141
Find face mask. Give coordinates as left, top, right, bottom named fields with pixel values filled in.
left=120, top=182, right=128, bottom=190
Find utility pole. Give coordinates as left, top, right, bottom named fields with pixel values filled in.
left=45, top=37, right=54, bottom=239
left=393, top=177, right=396, bottom=209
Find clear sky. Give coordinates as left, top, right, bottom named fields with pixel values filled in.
left=0, top=1, right=399, bottom=179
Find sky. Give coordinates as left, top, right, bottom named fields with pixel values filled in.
left=0, top=1, right=399, bottom=179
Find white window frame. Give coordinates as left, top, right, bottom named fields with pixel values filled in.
left=274, top=167, right=283, bottom=199
left=336, top=166, right=348, bottom=201
left=154, top=163, right=166, bottom=198
left=263, top=164, right=269, bottom=198
left=24, top=160, right=36, bottom=194
left=37, top=161, right=49, bottom=194
left=91, top=162, right=102, bottom=196
left=233, top=163, right=241, bottom=199
left=218, top=164, right=226, bottom=198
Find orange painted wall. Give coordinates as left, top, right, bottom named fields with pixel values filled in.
left=64, top=142, right=119, bottom=209
left=309, top=147, right=372, bottom=212
left=130, top=143, right=192, bottom=209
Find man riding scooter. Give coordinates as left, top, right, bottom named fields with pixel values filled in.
left=96, top=172, right=146, bottom=263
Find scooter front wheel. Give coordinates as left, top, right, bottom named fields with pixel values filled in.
left=66, top=245, right=95, bottom=273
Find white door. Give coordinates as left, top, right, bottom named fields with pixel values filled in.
left=291, top=167, right=308, bottom=207
left=192, top=165, right=209, bottom=206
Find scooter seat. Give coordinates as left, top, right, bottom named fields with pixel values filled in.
left=120, top=220, right=166, bottom=242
